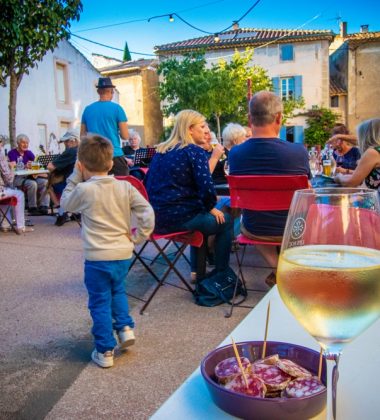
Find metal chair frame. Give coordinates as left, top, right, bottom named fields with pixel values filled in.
left=115, top=176, right=203, bottom=314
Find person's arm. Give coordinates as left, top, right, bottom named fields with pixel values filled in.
left=47, top=162, right=56, bottom=171
left=334, top=148, right=379, bottom=186
left=0, top=154, right=14, bottom=186
left=60, top=165, right=85, bottom=213
left=80, top=123, right=87, bottom=137
left=129, top=186, right=155, bottom=244
left=208, top=143, right=225, bottom=173
left=119, top=122, right=129, bottom=140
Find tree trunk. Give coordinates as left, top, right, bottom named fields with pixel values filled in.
left=8, top=71, right=21, bottom=148
left=215, top=114, right=221, bottom=142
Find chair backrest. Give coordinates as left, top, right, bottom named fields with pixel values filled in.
left=227, top=175, right=309, bottom=211
left=115, top=175, right=149, bottom=200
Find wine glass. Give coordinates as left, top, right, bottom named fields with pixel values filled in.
left=277, top=188, right=380, bottom=419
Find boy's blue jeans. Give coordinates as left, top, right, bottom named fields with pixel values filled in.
left=84, top=259, right=134, bottom=353
left=181, top=212, right=232, bottom=272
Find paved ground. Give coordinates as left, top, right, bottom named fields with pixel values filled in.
left=0, top=214, right=270, bottom=419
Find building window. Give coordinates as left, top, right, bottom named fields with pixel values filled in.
left=286, top=126, right=294, bottom=143
left=280, top=44, right=294, bottom=61
left=331, top=96, right=339, bottom=108
left=37, top=124, right=47, bottom=151
left=281, top=77, right=295, bottom=100
left=55, top=62, right=69, bottom=105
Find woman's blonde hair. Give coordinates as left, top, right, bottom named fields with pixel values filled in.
left=357, top=118, right=380, bottom=154
left=156, top=109, right=205, bottom=153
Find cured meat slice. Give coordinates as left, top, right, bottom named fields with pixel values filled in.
left=215, top=356, right=251, bottom=384
left=259, top=354, right=279, bottom=365
left=284, top=376, right=326, bottom=398
left=252, top=362, right=291, bottom=392
left=276, top=358, right=312, bottom=378
left=225, top=373, right=267, bottom=397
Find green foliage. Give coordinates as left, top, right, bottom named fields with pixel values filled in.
left=282, top=97, right=305, bottom=124
left=304, top=107, right=338, bottom=147
left=0, top=0, right=82, bottom=145
left=0, top=0, right=82, bottom=86
left=157, top=49, right=272, bottom=137
left=123, top=42, right=132, bottom=62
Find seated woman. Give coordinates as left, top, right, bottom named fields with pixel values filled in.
left=145, top=110, right=232, bottom=282
left=8, top=134, right=50, bottom=215
left=0, top=139, right=33, bottom=234
left=122, top=131, right=145, bottom=180
left=328, top=124, right=360, bottom=174
left=335, top=118, right=380, bottom=190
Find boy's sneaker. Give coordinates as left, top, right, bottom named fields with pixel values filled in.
left=91, top=349, right=114, bottom=368
left=118, top=326, right=135, bottom=350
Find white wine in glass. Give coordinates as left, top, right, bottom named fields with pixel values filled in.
left=277, top=188, right=380, bottom=419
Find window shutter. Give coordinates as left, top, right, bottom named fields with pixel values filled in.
left=279, top=126, right=287, bottom=141
left=272, top=77, right=280, bottom=96
left=294, top=76, right=302, bottom=99
left=294, top=126, right=304, bottom=144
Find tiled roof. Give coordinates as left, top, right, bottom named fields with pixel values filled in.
left=344, top=31, right=380, bottom=47
left=155, top=28, right=335, bottom=53
left=330, top=77, right=347, bottom=96
left=100, top=59, right=159, bottom=74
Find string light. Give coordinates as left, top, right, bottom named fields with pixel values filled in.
left=214, top=33, right=220, bottom=42
left=169, top=14, right=174, bottom=23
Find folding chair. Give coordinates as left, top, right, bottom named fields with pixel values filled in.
left=0, top=196, right=18, bottom=234
left=115, top=176, right=204, bottom=314
left=226, top=174, right=309, bottom=317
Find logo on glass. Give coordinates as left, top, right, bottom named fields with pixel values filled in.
left=291, top=217, right=306, bottom=240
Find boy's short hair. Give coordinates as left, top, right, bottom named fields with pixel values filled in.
left=78, top=134, right=114, bottom=172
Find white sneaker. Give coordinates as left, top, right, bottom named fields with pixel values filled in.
left=118, top=326, right=135, bottom=350
left=91, top=349, right=114, bottom=368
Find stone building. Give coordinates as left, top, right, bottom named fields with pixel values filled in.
left=98, top=59, right=163, bottom=146
left=155, top=26, right=335, bottom=143
left=330, top=22, right=380, bottom=131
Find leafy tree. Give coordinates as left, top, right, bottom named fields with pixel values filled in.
left=304, top=107, right=338, bottom=147
left=123, top=41, right=132, bottom=62
left=158, top=50, right=302, bottom=139
left=0, top=0, right=82, bottom=146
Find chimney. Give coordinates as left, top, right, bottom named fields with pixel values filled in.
left=340, top=21, right=347, bottom=37
left=232, top=21, right=239, bottom=31
left=360, top=24, right=369, bottom=33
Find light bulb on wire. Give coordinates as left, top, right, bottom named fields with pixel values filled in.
left=169, top=14, right=174, bottom=22
left=214, top=33, right=220, bottom=43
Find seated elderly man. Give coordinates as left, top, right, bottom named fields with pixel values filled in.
left=328, top=125, right=361, bottom=174
left=228, top=91, right=310, bottom=288
left=47, top=129, right=80, bottom=226
left=8, top=134, right=49, bottom=215
left=122, top=131, right=146, bottom=180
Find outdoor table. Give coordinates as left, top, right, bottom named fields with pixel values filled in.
left=151, top=286, right=380, bottom=419
left=311, top=174, right=338, bottom=188
left=14, top=169, right=49, bottom=176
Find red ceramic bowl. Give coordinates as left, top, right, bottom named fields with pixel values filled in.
left=201, top=341, right=327, bottom=420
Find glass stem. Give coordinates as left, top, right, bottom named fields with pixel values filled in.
left=326, top=352, right=341, bottom=420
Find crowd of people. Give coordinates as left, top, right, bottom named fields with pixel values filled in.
left=2, top=78, right=380, bottom=368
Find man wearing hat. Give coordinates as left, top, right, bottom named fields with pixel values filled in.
left=47, top=129, right=80, bottom=226
left=80, top=77, right=129, bottom=176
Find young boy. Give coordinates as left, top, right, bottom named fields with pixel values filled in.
left=61, top=134, right=154, bottom=368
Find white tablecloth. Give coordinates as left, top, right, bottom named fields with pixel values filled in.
left=152, top=287, right=380, bottom=420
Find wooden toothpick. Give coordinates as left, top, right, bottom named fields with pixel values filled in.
left=261, top=301, right=271, bottom=359
left=318, top=347, right=323, bottom=380
left=231, top=337, right=249, bottom=389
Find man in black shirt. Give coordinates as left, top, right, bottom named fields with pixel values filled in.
left=47, top=129, right=79, bottom=226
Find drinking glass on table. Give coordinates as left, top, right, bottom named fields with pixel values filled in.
left=277, top=188, right=380, bottom=419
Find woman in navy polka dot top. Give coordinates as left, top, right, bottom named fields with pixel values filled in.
left=146, top=110, right=232, bottom=279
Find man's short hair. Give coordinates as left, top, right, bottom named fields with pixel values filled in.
left=249, top=91, right=283, bottom=127
left=78, top=134, right=114, bottom=172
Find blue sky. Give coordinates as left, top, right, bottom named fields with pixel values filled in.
left=69, top=0, right=380, bottom=61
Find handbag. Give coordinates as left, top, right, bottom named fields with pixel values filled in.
left=194, top=267, right=246, bottom=307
